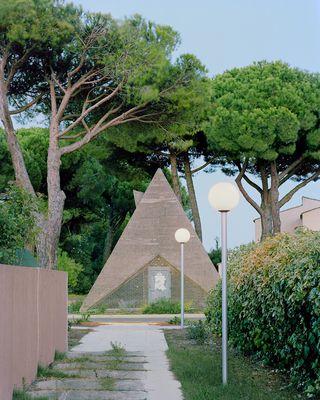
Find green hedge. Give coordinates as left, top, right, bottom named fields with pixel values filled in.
left=206, top=230, right=320, bottom=396
left=142, top=299, right=192, bottom=314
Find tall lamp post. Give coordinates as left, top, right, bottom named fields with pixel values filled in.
left=208, top=182, right=240, bottom=385
left=174, top=228, right=191, bottom=329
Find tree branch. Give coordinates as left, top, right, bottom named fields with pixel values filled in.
left=59, top=84, right=122, bottom=137
left=236, top=161, right=263, bottom=193
left=279, top=169, right=320, bottom=208
left=235, top=160, right=262, bottom=215
left=191, top=159, right=213, bottom=174
left=9, top=93, right=45, bottom=115
left=279, top=156, right=305, bottom=184
left=60, top=103, right=147, bottom=155
left=7, top=47, right=35, bottom=84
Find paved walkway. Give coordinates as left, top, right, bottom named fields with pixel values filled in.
left=68, top=313, right=204, bottom=324
left=29, top=324, right=183, bottom=400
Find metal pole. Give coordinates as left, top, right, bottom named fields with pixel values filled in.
left=180, top=242, right=184, bottom=329
left=221, top=211, right=228, bottom=385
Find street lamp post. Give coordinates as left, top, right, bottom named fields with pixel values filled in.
left=174, top=228, right=191, bottom=329
left=208, top=182, right=240, bottom=385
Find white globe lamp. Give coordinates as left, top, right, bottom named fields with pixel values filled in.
left=174, top=228, right=191, bottom=243
left=208, top=182, right=240, bottom=211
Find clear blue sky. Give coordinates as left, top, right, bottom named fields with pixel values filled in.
left=72, top=0, right=320, bottom=249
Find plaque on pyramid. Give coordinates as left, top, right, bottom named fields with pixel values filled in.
left=81, top=169, right=219, bottom=311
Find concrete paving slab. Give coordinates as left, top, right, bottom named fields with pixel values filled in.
left=32, top=378, right=145, bottom=391
left=65, top=390, right=147, bottom=400
left=65, top=352, right=146, bottom=363
left=61, top=369, right=147, bottom=379
left=54, top=362, right=146, bottom=370
left=71, top=324, right=183, bottom=400
left=29, top=390, right=147, bottom=400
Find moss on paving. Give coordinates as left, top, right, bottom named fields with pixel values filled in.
left=99, top=376, right=116, bottom=390
left=37, top=365, right=78, bottom=379
left=13, top=389, right=49, bottom=400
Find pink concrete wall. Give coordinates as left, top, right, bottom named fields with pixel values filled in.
left=0, top=265, right=67, bottom=400
left=254, top=197, right=320, bottom=241
left=302, top=207, right=320, bottom=231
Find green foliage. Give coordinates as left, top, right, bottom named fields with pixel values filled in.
left=0, top=185, right=37, bottom=264
left=57, top=249, right=83, bottom=292
left=165, top=330, right=301, bottom=400
left=142, top=299, right=192, bottom=314
left=37, top=365, right=73, bottom=379
left=80, top=311, right=93, bottom=322
left=206, top=61, right=320, bottom=162
left=54, top=351, right=66, bottom=362
left=0, top=0, right=78, bottom=47
left=0, top=128, right=151, bottom=292
left=92, top=303, right=107, bottom=314
left=68, top=299, right=83, bottom=314
left=108, top=341, right=126, bottom=358
left=186, top=320, right=208, bottom=344
left=206, top=230, right=320, bottom=396
left=208, top=237, right=221, bottom=266
left=168, top=316, right=181, bottom=325
left=13, top=390, right=49, bottom=400
left=99, top=376, right=115, bottom=390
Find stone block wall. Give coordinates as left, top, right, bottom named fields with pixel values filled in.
left=97, top=256, right=208, bottom=309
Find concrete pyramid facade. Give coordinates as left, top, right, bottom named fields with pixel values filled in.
left=81, top=169, right=219, bottom=311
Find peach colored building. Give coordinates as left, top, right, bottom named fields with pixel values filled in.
left=254, top=197, right=320, bottom=241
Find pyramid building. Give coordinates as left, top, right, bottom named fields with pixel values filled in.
left=81, top=169, right=219, bottom=311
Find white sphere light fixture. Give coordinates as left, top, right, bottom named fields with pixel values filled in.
left=175, top=228, right=191, bottom=243
left=208, top=182, right=240, bottom=211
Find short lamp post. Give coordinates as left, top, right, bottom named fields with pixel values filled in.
left=208, top=182, right=240, bottom=385
left=174, top=228, right=191, bottom=329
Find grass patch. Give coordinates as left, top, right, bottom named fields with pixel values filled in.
left=106, top=341, right=126, bottom=358
left=13, top=389, right=49, bottom=400
left=186, top=320, right=208, bottom=344
left=54, top=351, right=66, bottom=361
left=105, top=358, right=123, bottom=370
left=100, top=376, right=115, bottom=390
left=37, top=365, right=75, bottom=379
left=165, top=329, right=302, bottom=400
left=66, top=355, right=93, bottom=363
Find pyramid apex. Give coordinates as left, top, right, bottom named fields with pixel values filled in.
left=155, top=168, right=166, bottom=176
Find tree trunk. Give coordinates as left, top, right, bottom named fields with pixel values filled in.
left=0, top=75, right=50, bottom=267
left=270, top=161, right=281, bottom=233
left=260, top=201, right=273, bottom=240
left=169, top=151, right=182, bottom=203
left=46, top=122, right=66, bottom=269
left=182, top=152, right=202, bottom=242
left=0, top=80, right=35, bottom=194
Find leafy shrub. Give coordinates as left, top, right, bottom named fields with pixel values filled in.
left=186, top=320, right=208, bottom=344
left=142, top=299, right=192, bottom=314
left=0, top=185, right=37, bottom=264
left=169, top=316, right=181, bottom=325
left=68, top=299, right=83, bottom=313
left=206, top=230, right=320, bottom=396
left=58, top=250, right=83, bottom=292
left=91, top=303, right=107, bottom=314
